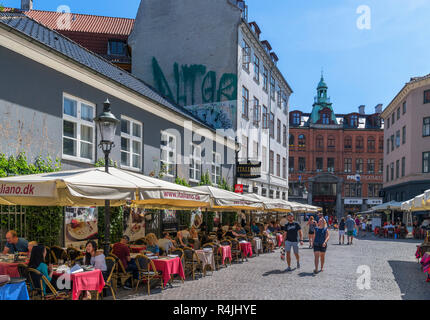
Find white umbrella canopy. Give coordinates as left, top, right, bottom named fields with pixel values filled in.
left=371, top=201, right=403, bottom=211
left=0, top=167, right=138, bottom=206
left=401, top=199, right=414, bottom=211
left=193, top=186, right=264, bottom=211
left=244, top=194, right=292, bottom=212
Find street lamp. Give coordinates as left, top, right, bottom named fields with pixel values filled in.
left=234, top=136, right=241, bottom=191
left=94, top=98, right=120, bottom=256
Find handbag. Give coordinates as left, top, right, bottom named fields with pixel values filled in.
left=280, top=247, right=285, bottom=261
left=353, top=229, right=357, bottom=237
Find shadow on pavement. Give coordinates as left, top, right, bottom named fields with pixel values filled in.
left=388, top=260, right=430, bottom=300
left=298, top=272, right=315, bottom=278
left=262, top=269, right=286, bottom=276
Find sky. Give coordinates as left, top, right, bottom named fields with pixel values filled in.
left=4, top=0, right=430, bottom=114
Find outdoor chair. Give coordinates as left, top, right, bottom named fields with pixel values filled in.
left=220, top=239, right=231, bottom=247
left=17, top=263, right=30, bottom=291
left=50, top=246, right=68, bottom=264
left=134, top=254, right=164, bottom=295
left=183, top=247, right=203, bottom=280
left=109, top=253, right=133, bottom=291
left=169, top=248, right=185, bottom=283
left=230, top=239, right=244, bottom=263
left=133, top=238, right=147, bottom=245
left=97, top=257, right=117, bottom=300
left=74, top=255, right=85, bottom=266
left=66, top=247, right=81, bottom=263
left=44, top=246, right=53, bottom=264
left=27, top=268, right=71, bottom=300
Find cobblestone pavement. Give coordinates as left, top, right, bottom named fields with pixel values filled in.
left=117, top=232, right=430, bottom=300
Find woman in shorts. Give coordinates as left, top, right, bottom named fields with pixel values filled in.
left=338, top=218, right=346, bottom=245
left=313, top=215, right=330, bottom=274
left=307, top=216, right=317, bottom=248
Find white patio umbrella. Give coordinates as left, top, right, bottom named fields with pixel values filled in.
left=193, top=186, right=264, bottom=211
left=371, top=201, right=403, bottom=211
left=244, top=194, right=292, bottom=212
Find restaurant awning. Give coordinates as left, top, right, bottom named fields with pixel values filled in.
left=192, top=186, right=264, bottom=211
left=401, top=190, right=430, bottom=212
left=285, top=201, right=321, bottom=213
left=244, top=194, right=292, bottom=212
left=371, top=201, right=403, bottom=212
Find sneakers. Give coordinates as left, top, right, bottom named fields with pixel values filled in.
left=297, top=262, right=300, bottom=269
left=285, top=266, right=292, bottom=272
left=123, top=285, right=132, bottom=290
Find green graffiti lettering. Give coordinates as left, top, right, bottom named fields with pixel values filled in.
left=152, top=57, right=174, bottom=101
left=181, top=64, right=206, bottom=105
left=217, top=73, right=238, bottom=102
left=201, top=71, right=217, bottom=103
left=174, top=62, right=187, bottom=106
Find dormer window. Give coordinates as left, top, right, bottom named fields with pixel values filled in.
left=350, top=115, right=358, bottom=127
left=322, top=113, right=330, bottom=124
left=108, top=40, right=127, bottom=56
left=292, top=113, right=301, bottom=125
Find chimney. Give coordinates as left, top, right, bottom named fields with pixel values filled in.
left=358, top=105, right=365, bottom=115
left=21, top=0, right=33, bottom=10
left=375, top=104, right=383, bottom=114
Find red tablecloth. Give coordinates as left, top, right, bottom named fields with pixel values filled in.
left=276, top=234, right=284, bottom=247
left=239, top=242, right=253, bottom=258
left=129, top=246, right=146, bottom=253
left=220, top=246, right=232, bottom=265
left=0, top=262, right=20, bottom=278
left=53, top=270, right=105, bottom=300
left=152, top=257, right=185, bottom=286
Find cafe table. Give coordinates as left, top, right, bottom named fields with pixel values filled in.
left=52, top=269, right=105, bottom=300
left=0, top=262, right=21, bottom=278
left=219, top=245, right=232, bottom=266
left=252, top=238, right=262, bottom=255
left=195, top=249, right=215, bottom=275
left=239, top=242, right=253, bottom=258
left=0, top=281, right=29, bottom=300
left=152, top=257, right=185, bottom=286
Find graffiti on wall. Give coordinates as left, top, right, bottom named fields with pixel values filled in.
left=152, top=57, right=237, bottom=129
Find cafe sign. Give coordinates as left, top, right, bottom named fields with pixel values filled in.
left=344, top=198, right=363, bottom=205
left=236, top=161, right=262, bottom=179
left=366, top=199, right=383, bottom=205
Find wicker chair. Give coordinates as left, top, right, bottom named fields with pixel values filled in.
left=109, top=253, right=133, bottom=292
left=134, top=255, right=164, bottom=295
left=66, top=247, right=81, bottom=264
left=74, top=255, right=85, bottom=266
left=17, top=263, right=30, bottom=292
left=97, top=257, right=117, bottom=300
left=50, top=246, right=68, bottom=264
left=183, top=247, right=203, bottom=280
left=27, top=268, right=71, bottom=300
left=230, top=239, right=244, bottom=263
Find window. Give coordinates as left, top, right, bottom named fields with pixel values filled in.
left=423, top=118, right=430, bottom=137
left=269, top=113, right=275, bottom=138
left=386, top=138, right=390, bottom=154
left=253, top=141, right=259, bottom=159
left=253, top=55, right=260, bottom=82
left=390, top=163, right=394, bottom=181
left=424, top=90, right=430, bottom=104
left=263, top=66, right=268, bottom=92
left=403, top=101, right=406, bottom=114
left=242, top=135, right=248, bottom=160
left=289, top=134, right=295, bottom=147
left=367, top=137, right=375, bottom=152
left=276, top=154, right=281, bottom=177
left=368, top=184, right=382, bottom=198
left=395, top=130, right=400, bottom=148
left=121, top=116, right=142, bottom=170
left=344, top=158, right=352, bottom=173
left=367, top=159, right=375, bottom=174
left=379, top=137, right=384, bottom=152
left=299, top=157, right=306, bottom=172
left=378, top=159, right=383, bottom=174
left=277, top=119, right=281, bottom=143
left=283, top=125, right=287, bottom=147
left=345, top=183, right=361, bottom=198
left=423, top=152, right=430, bottom=173
left=269, top=151, right=274, bottom=174
left=262, top=146, right=267, bottom=172
left=282, top=157, right=287, bottom=179
left=242, top=86, right=249, bottom=119
left=322, top=112, right=330, bottom=125
left=402, top=126, right=406, bottom=144
left=386, top=165, right=389, bottom=182
left=397, top=107, right=400, bottom=120
left=108, top=40, right=127, bottom=56
left=350, top=115, right=358, bottom=127
left=392, top=113, right=395, bottom=125
left=316, top=135, right=324, bottom=150
left=387, top=117, right=390, bottom=129
left=292, top=113, right=301, bottom=125
left=62, top=94, right=95, bottom=162
left=298, top=134, right=306, bottom=148
left=189, top=144, right=202, bottom=181
left=356, top=137, right=364, bottom=151
left=262, top=105, right=269, bottom=129
left=401, top=157, right=405, bottom=177
left=396, top=160, right=400, bottom=179
left=289, top=157, right=294, bottom=173
left=277, top=87, right=282, bottom=108
left=270, top=76, right=276, bottom=101
left=316, top=158, right=323, bottom=172
left=253, top=98, right=260, bottom=126
left=344, top=136, right=352, bottom=150
left=390, top=135, right=394, bottom=151
left=242, top=40, right=251, bottom=71
left=160, top=131, right=177, bottom=176
left=356, top=158, right=363, bottom=173
left=327, top=136, right=335, bottom=150
left=211, top=152, right=221, bottom=185
left=327, top=158, right=335, bottom=173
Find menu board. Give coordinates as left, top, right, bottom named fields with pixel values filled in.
left=65, top=207, right=98, bottom=248
left=123, top=207, right=146, bottom=241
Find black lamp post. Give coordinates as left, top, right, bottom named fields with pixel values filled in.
left=94, top=98, right=120, bottom=256
left=234, top=136, right=241, bottom=192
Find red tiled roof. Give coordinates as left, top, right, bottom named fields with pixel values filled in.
left=23, top=9, right=134, bottom=35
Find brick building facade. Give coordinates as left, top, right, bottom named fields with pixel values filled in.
left=288, top=75, right=384, bottom=218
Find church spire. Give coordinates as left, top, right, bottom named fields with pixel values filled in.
left=309, top=72, right=338, bottom=125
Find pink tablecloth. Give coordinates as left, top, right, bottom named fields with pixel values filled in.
left=220, top=246, right=232, bottom=265
left=239, top=242, right=253, bottom=258
left=0, top=262, right=20, bottom=278
left=152, top=257, right=185, bottom=286
left=421, top=253, right=430, bottom=274
left=53, top=270, right=105, bottom=300
left=276, top=234, right=284, bottom=247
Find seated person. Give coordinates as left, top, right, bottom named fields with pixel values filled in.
left=145, top=233, right=160, bottom=256
left=224, top=226, right=243, bottom=239
left=216, top=227, right=225, bottom=241
left=179, top=227, right=191, bottom=240
left=83, top=240, right=107, bottom=273
left=251, top=222, right=260, bottom=235
left=267, top=222, right=275, bottom=233
left=158, top=232, right=176, bottom=254
left=175, top=231, right=188, bottom=248
left=3, top=230, right=28, bottom=254
left=221, top=224, right=230, bottom=233
left=200, top=222, right=208, bottom=233
left=28, top=244, right=56, bottom=295
left=112, top=235, right=137, bottom=290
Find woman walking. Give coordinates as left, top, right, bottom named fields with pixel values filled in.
left=307, top=216, right=317, bottom=248
left=313, top=214, right=330, bottom=274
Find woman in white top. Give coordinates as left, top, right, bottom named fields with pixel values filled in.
left=83, top=240, right=107, bottom=272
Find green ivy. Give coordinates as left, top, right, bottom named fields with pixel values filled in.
left=94, top=157, right=118, bottom=168
left=97, top=206, right=124, bottom=245
left=199, top=172, right=212, bottom=186
left=175, top=177, right=190, bottom=187
left=219, top=177, right=232, bottom=192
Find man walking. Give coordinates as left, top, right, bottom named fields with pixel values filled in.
left=346, top=214, right=356, bottom=245
left=282, top=213, right=303, bottom=272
